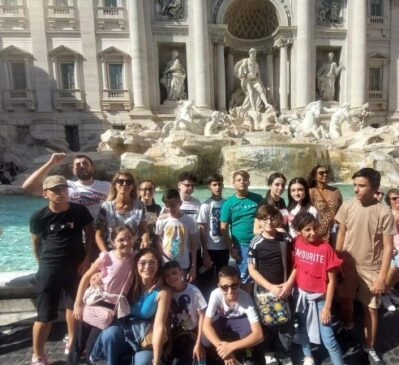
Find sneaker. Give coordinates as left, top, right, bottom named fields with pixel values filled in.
left=381, top=295, right=396, bottom=312
left=31, top=355, right=48, bottom=365
left=64, top=340, right=71, bottom=355
left=264, top=353, right=278, bottom=365
left=63, top=334, right=69, bottom=343
left=367, top=350, right=385, bottom=365
left=303, top=356, right=315, bottom=365
left=281, top=357, right=293, bottom=365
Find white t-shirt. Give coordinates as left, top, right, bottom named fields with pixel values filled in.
left=206, top=287, right=259, bottom=324
left=155, top=214, right=198, bottom=269
left=180, top=197, right=201, bottom=222
left=170, top=283, right=207, bottom=331
left=68, top=180, right=111, bottom=219
left=288, top=204, right=319, bottom=238
left=197, top=198, right=227, bottom=250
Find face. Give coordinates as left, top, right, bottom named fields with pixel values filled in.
left=316, top=167, right=330, bottom=184
left=299, top=222, right=318, bottom=243
left=270, top=178, right=285, bottom=198
left=209, top=181, right=223, bottom=197
left=113, top=229, right=134, bottom=254
left=388, top=192, right=399, bottom=210
left=290, top=183, right=305, bottom=203
left=115, top=174, right=134, bottom=194
left=137, top=253, right=159, bottom=281
left=164, top=267, right=183, bottom=289
left=43, top=185, right=68, bottom=203
left=353, top=177, right=376, bottom=202
left=178, top=179, right=195, bottom=199
left=374, top=190, right=384, bottom=202
left=73, top=157, right=94, bottom=180
left=219, top=276, right=240, bottom=302
left=259, top=215, right=279, bottom=234
left=233, top=174, right=250, bottom=193
left=249, top=49, right=256, bottom=60
left=139, top=182, right=155, bottom=202
left=164, top=197, right=182, bottom=216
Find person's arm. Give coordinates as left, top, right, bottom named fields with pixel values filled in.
left=193, top=309, right=206, bottom=361
left=202, top=315, right=223, bottom=348
left=78, top=223, right=96, bottom=275
left=31, top=233, right=41, bottom=262
left=279, top=268, right=297, bottom=299
left=253, top=218, right=262, bottom=234
left=335, top=223, right=347, bottom=254
left=73, top=258, right=101, bottom=320
left=320, top=270, right=336, bottom=325
left=248, top=263, right=282, bottom=297
left=220, top=222, right=240, bottom=261
left=372, top=234, right=393, bottom=295
left=216, top=321, right=263, bottom=359
left=188, top=234, right=198, bottom=282
left=22, top=153, right=67, bottom=195
left=138, top=220, right=150, bottom=248
left=95, top=226, right=108, bottom=253
left=152, top=289, right=171, bottom=365
left=198, top=223, right=213, bottom=269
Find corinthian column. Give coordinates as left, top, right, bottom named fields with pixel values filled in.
left=278, top=39, right=289, bottom=111
left=216, top=39, right=226, bottom=111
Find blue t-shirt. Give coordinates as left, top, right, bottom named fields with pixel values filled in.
left=131, top=289, right=159, bottom=320
left=220, top=191, right=263, bottom=246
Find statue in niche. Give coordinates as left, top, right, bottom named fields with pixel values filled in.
left=316, top=52, right=344, bottom=101
left=158, top=0, right=184, bottom=19
left=160, top=49, right=186, bottom=102
left=318, top=0, right=342, bottom=24
left=234, top=48, right=271, bottom=114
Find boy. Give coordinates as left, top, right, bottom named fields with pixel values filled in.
left=156, top=189, right=198, bottom=282
left=197, top=174, right=228, bottom=275
left=203, top=266, right=264, bottom=365
left=30, top=175, right=95, bottom=365
left=220, top=170, right=263, bottom=289
left=335, top=168, right=395, bottom=365
left=248, top=205, right=293, bottom=365
left=163, top=260, right=207, bottom=364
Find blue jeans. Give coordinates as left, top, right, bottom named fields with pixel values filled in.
left=236, top=245, right=251, bottom=284
left=90, top=324, right=154, bottom=365
left=297, top=299, right=344, bottom=365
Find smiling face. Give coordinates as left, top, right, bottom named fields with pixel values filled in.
left=353, top=177, right=376, bottom=203
left=316, top=167, right=330, bottom=185
left=178, top=179, right=195, bottom=200
left=388, top=191, right=399, bottom=211
left=139, top=181, right=155, bottom=204
left=219, top=276, right=240, bottom=304
left=113, top=228, right=134, bottom=256
left=115, top=174, right=134, bottom=196
left=164, top=267, right=184, bottom=290
left=233, top=174, right=250, bottom=194
left=270, top=177, right=286, bottom=199
left=72, top=157, right=94, bottom=181
left=259, top=215, right=279, bottom=235
left=290, top=183, right=306, bottom=204
left=299, top=222, right=318, bottom=243
left=137, top=252, right=159, bottom=281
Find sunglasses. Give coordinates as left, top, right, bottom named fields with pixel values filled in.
left=115, top=179, right=133, bottom=186
left=220, top=283, right=240, bottom=292
left=376, top=192, right=384, bottom=196
left=139, top=188, right=154, bottom=193
left=318, top=170, right=330, bottom=175
left=390, top=196, right=399, bottom=201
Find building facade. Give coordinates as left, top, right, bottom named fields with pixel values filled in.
left=0, top=0, right=398, bottom=150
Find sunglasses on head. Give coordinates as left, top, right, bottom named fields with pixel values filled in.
left=115, top=178, right=133, bottom=186
left=220, top=283, right=240, bottom=292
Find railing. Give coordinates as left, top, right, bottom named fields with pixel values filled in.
left=53, top=88, right=82, bottom=100
left=97, top=6, right=124, bottom=19
left=3, top=89, right=35, bottom=101
left=102, top=89, right=129, bottom=101
left=368, top=90, right=385, bottom=100
left=48, top=5, right=74, bottom=18
left=0, top=5, right=24, bottom=17
left=369, top=16, right=384, bottom=25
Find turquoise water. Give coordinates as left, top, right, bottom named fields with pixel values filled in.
left=0, top=185, right=355, bottom=272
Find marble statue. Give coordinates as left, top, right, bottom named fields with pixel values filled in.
left=324, top=103, right=351, bottom=139
left=158, top=0, right=184, bottom=19
left=162, top=100, right=203, bottom=135
left=316, top=52, right=344, bottom=101
left=204, top=111, right=223, bottom=136
left=317, top=0, right=342, bottom=23
left=234, top=48, right=270, bottom=113
left=160, top=50, right=186, bottom=102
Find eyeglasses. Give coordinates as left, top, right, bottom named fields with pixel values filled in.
left=220, top=283, right=240, bottom=292
left=115, top=179, right=133, bottom=186
left=260, top=216, right=278, bottom=222
left=390, top=196, right=399, bottom=201
left=318, top=170, right=330, bottom=175
left=139, top=188, right=154, bottom=193
left=180, top=183, right=195, bottom=188
left=138, top=260, right=157, bottom=267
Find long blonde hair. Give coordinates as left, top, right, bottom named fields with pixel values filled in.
left=107, top=170, right=137, bottom=201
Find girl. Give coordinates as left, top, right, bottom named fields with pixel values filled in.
left=286, top=213, right=344, bottom=365
left=254, top=172, right=288, bottom=234
left=287, top=177, right=318, bottom=238
left=68, top=225, right=136, bottom=364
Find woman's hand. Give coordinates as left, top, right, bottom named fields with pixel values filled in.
left=320, top=306, right=331, bottom=325
left=193, top=342, right=204, bottom=362
left=73, top=302, right=84, bottom=321
left=278, top=282, right=292, bottom=299
left=268, top=284, right=282, bottom=297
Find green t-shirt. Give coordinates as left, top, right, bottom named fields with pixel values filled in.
left=220, top=191, right=263, bottom=246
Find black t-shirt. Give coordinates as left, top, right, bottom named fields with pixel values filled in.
left=259, top=195, right=287, bottom=210
left=248, top=232, right=290, bottom=285
left=30, top=203, right=93, bottom=267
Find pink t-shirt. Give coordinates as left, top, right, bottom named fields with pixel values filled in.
left=293, top=235, right=342, bottom=293
left=98, top=251, right=133, bottom=295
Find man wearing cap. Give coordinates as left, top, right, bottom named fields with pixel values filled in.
left=29, top=175, right=94, bottom=365
left=22, top=152, right=111, bottom=220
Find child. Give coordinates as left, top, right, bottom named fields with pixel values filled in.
left=202, top=266, right=264, bottom=365
left=197, top=174, right=228, bottom=275
left=335, top=168, right=395, bottom=364
left=29, top=175, right=95, bottom=365
left=156, top=189, right=198, bottom=282
left=163, top=260, right=207, bottom=364
left=287, top=213, right=343, bottom=365
left=287, top=177, right=319, bottom=237
left=248, top=205, right=293, bottom=365
left=69, top=224, right=135, bottom=364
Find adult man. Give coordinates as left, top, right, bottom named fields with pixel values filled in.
left=22, top=152, right=110, bottom=220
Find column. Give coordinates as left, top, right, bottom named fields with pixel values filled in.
left=226, top=50, right=235, bottom=101
left=190, top=0, right=211, bottom=109
left=349, top=0, right=367, bottom=108
left=128, top=0, right=151, bottom=112
left=278, top=39, right=289, bottom=111
left=266, top=50, right=274, bottom=102
left=389, top=1, right=399, bottom=113
left=296, top=0, right=314, bottom=107
left=216, top=40, right=226, bottom=111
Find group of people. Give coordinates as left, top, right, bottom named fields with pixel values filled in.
left=22, top=153, right=399, bottom=365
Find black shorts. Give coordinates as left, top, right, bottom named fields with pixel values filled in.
left=35, top=267, right=80, bottom=322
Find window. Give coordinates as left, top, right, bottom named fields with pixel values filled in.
left=10, top=62, right=27, bottom=89
left=60, top=62, right=75, bottom=89
left=108, top=63, right=123, bottom=89
left=104, top=0, right=117, bottom=7
left=54, top=0, right=68, bottom=6
left=370, top=0, right=383, bottom=16
left=65, top=126, right=80, bottom=151
left=3, top=0, right=18, bottom=5
left=369, top=67, right=383, bottom=91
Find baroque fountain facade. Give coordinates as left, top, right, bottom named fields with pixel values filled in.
left=0, top=0, right=399, bottom=186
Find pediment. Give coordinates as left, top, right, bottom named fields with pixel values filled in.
left=0, top=45, right=33, bottom=58
left=98, top=46, right=130, bottom=58
left=49, top=45, right=83, bottom=58
left=368, top=52, right=386, bottom=59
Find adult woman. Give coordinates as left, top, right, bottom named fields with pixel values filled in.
left=90, top=247, right=171, bottom=365
left=307, top=165, right=342, bottom=243
left=96, top=170, right=149, bottom=251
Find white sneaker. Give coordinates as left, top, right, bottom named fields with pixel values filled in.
left=264, top=353, right=278, bottom=365
left=303, top=356, right=315, bottom=365
left=381, top=295, right=396, bottom=312
left=281, top=357, right=293, bottom=365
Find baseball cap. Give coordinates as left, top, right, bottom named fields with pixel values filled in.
left=43, top=175, right=68, bottom=190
